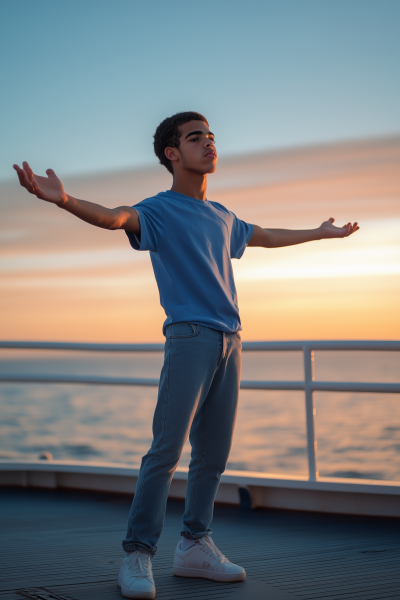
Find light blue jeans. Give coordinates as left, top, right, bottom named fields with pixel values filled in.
left=122, top=323, right=241, bottom=555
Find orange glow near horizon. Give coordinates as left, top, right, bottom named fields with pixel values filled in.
left=1, top=138, right=399, bottom=342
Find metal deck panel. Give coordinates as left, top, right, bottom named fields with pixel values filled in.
left=0, top=488, right=399, bottom=600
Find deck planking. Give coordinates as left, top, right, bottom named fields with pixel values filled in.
left=0, top=488, right=399, bottom=600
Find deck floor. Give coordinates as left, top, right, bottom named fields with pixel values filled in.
left=0, top=487, right=399, bottom=600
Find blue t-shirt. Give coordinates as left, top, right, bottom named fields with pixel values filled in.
left=125, top=190, right=253, bottom=335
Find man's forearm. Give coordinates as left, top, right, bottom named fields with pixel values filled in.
left=248, top=225, right=321, bottom=248
left=13, top=162, right=139, bottom=232
left=264, top=228, right=321, bottom=247
left=59, top=195, right=128, bottom=230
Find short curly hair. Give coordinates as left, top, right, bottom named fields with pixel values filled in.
left=153, top=111, right=208, bottom=174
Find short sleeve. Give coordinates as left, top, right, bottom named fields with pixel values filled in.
left=230, top=214, right=253, bottom=259
left=125, top=197, right=164, bottom=253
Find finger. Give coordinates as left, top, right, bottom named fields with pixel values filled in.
left=14, top=164, right=27, bottom=186
left=22, top=161, right=35, bottom=182
left=328, top=217, right=335, bottom=223
left=342, top=223, right=351, bottom=237
left=22, top=161, right=42, bottom=195
left=14, top=164, right=34, bottom=192
left=346, top=222, right=359, bottom=236
left=46, top=168, right=57, bottom=179
left=15, top=167, right=25, bottom=187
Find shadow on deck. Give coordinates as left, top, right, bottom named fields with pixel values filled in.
left=0, top=488, right=399, bottom=600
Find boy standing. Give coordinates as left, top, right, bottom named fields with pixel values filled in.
left=14, top=111, right=358, bottom=599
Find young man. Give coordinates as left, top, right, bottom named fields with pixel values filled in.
left=14, top=111, right=359, bottom=599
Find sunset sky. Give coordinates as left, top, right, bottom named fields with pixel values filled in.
left=1, top=1, right=400, bottom=180
left=1, top=1, right=399, bottom=342
left=2, top=137, right=399, bottom=342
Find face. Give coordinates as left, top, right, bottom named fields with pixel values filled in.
left=165, top=120, right=217, bottom=174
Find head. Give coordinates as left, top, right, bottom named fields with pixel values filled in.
left=153, top=111, right=217, bottom=176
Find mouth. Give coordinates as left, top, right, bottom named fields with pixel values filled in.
left=204, top=151, right=217, bottom=159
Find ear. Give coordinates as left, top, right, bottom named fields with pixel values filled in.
left=164, top=147, right=179, bottom=163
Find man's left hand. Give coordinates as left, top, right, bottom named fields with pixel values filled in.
left=319, top=217, right=359, bottom=238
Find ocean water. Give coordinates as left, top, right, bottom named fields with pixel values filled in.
left=0, top=349, right=399, bottom=481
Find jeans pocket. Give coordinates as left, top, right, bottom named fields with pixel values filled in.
left=166, top=322, right=201, bottom=339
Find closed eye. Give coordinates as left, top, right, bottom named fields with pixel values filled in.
left=188, top=136, right=215, bottom=143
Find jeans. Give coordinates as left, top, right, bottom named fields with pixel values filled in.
left=122, top=323, right=241, bottom=555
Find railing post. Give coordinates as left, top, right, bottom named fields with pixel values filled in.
left=303, top=346, right=319, bottom=481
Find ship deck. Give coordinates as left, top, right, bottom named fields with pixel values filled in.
left=1, top=488, right=400, bottom=600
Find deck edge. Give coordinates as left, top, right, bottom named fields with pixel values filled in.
left=1, top=460, right=399, bottom=518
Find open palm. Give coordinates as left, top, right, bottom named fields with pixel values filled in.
left=13, top=161, right=67, bottom=204
left=320, top=217, right=359, bottom=238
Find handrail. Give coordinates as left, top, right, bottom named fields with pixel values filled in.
left=1, top=340, right=399, bottom=482
left=1, top=340, right=400, bottom=352
left=1, top=374, right=399, bottom=394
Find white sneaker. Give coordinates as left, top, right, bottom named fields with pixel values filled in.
left=118, top=551, right=156, bottom=599
left=173, top=536, right=246, bottom=582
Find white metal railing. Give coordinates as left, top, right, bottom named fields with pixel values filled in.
left=1, top=340, right=399, bottom=482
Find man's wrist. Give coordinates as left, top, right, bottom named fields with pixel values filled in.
left=314, top=227, right=323, bottom=241
left=56, top=193, right=69, bottom=208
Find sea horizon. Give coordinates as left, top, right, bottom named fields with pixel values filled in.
left=1, top=136, right=399, bottom=482
left=1, top=349, right=399, bottom=482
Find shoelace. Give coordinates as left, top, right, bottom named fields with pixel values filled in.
left=126, top=551, right=152, bottom=577
left=199, top=536, right=228, bottom=563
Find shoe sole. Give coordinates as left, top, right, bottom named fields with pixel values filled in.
left=172, top=566, right=246, bottom=582
left=118, top=575, right=156, bottom=599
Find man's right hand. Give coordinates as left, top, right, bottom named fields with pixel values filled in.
left=13, top=161, right=68, bottom=206
left=13, top=160, right=140, bottom=233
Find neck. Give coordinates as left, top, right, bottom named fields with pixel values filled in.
left=170, top=171, right=208, bottom=201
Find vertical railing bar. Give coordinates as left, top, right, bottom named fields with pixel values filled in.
left=304, top=345, right=318, bottom=481
left=4, top=340, right=398, bottom=485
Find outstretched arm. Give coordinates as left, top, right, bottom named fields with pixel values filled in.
left=248, top=219, right=359, bottom=248
left=13, top=161, right=139, bottom=233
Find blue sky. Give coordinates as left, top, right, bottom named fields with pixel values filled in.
left=1, top=0, right=399, bottom=181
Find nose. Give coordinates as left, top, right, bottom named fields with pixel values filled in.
left=204, top=137, right=214, bottom=148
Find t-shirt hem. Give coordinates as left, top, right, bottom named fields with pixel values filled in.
left=163, top=319, right=242, bottom=336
